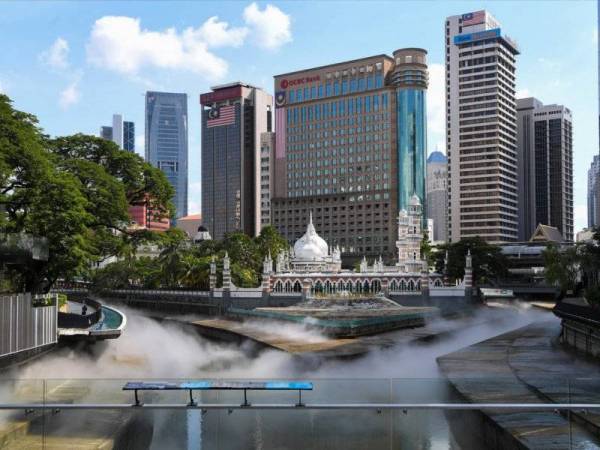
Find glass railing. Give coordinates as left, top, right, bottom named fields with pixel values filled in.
left=0, top=378, right=599, bottom=449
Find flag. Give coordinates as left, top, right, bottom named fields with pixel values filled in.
left=462, top=10, right=485, bottom=26
left=207, top=105, right=236, bottom=128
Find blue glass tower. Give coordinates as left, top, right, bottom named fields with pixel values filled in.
left=392, top=49, right=428, bottom=215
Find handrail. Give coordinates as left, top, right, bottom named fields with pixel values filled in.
left=1, top=402, right=600, bottom=411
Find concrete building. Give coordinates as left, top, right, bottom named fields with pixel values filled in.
left=271, top=49, right=429, bottom=259
left=176, top=214, right=202, bottom=238
left=123, top=121, right=135, bottom=152
left=426, top=151, right=448, bottom=242
left=589, top=155, right=600, bottom=228
left=516, top=97, right=573, bottom=241
left=145, top=91, right=188, bottom=219
left=128, top=200, right=170, bottom=232
left=260, top=132, right=276, bottom=229
left=100, top=114, right=134, bottom=152
left=445, top=10, right=520, bottom=243
left=200, top=83, right=273, bottom=240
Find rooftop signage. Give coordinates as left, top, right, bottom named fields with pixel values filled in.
left=454, top=28, right=501, bottom=45
left=279, top=75, right=321, bottom=90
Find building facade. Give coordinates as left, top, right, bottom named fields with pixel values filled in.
left=145, top=91, right=188, bottom=219
left=445, top=10, right=520, bottom=243
left=271, top=49, right=429, bottom=259
left=260, top=132, right=276, bottom=229
left=426, top=151, right=448, bottom=242
left=200, top=83, right=273, bottom=240
left=123, top=121, right=135, bottom=152
left=517, top=97, right=573, bottom=241
left=589, top=155, right=600, bottom=228
left=128, top=200, right=170, bottom=232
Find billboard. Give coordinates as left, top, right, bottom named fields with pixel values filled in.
left=454, top=28, right=500, bottom=45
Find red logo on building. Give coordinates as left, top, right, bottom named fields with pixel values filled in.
left=279, top=75, right=320, bottom=90
left=280, top=79, right=289, bottom=89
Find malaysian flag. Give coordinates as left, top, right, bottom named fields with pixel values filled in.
left=207, top=105, right=236, bottom=128
left=462, top=10, right=485, bottom=26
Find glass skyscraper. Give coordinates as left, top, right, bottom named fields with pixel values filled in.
left=393, top=49, right=428, bottom=214
left=145, top=91, right=188, bottom=219
left=123, top=121, right=135, bottom=152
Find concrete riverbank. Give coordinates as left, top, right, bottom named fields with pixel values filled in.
left=438, top=318, right=600, bottom=449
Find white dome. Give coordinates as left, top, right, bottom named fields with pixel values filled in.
left=293, top=213, right=329, bottom=261
left=409, top=194, right=421, bottom=206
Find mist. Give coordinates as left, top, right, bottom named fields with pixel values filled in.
left=1, top=301, right=553, bottom=382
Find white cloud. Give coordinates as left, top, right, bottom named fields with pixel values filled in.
left=59, top=75, right=81, bottom=109
left=40, top=37, right=70, bottom=70
left=86, top=16, right=229, bottom=80
left=516, top=88, right=531, bottom=99
left=427, top=63, right=445, bottom=136
left=193, top=16, right=248, bottom=48
left=243, top=3, right=292, bottom=50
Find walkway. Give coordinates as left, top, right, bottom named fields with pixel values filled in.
left=438, top=318, right=600, bottom=449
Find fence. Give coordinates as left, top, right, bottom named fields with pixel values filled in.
left=0, top=293, right=58, bottom=358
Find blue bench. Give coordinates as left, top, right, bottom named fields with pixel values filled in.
left=123, top=380, right=313, bottom=407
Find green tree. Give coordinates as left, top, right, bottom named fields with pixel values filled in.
left=255, top=225, right=289, bottom=259
left=543, top=244, right=580, bottom=295
left=434, top=237, right=508, bottom=284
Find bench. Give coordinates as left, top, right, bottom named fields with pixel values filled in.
left=123, top=380, right=313, bottom=407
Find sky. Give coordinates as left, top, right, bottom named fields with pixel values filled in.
left=0, top=1, right=597, bottom=232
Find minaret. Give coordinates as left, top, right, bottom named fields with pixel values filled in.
left=209, top=256, right=217, bottom=290
left=222, top=252, right=231, bottom=291
left=262, top=252, right=272, bottom=294
left=464, top=249, right=473, bottom=302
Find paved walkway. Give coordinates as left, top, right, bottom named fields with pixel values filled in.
left=438, top=318, right=600, bottom=449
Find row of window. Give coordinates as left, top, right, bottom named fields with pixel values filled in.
left=287, top=75, right=384, bottom=104
left=286, top=94, right=389, bottom=124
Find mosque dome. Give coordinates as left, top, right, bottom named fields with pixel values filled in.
left=409, top=194, right=421, bottom=206
left=293, top=213, right=329, bottom=261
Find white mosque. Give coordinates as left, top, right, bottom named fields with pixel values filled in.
left=261, top=195, right=450, bottom=296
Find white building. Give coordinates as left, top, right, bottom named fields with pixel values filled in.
left=445, top=10, right=519, bottom=243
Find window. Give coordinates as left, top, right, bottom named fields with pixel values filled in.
left=375, top=74, right=383, bottom=88
left=367, top=76, right=373, bottom=89
left=326, top=83, right=332, bottom=97
left=382, top=93, right=388, bottom=109
left=297, top=89, right=302, bottom=102
left=350, top=79, right=357, bottom=92
left=334, top=81, right=340, bottom=96
left=365, top=96, right=371, bottom=112
left=356, top=97, right=362, bottom=113
left=318, top=85, right=323, bottom=98
left=311, top=86, right=316, bottom=99
left=304, top=87, right=309, bottom=100
left=342, top=80, right=348, bottom=94
left=289, top=90, right=295, bottom=103
left=359, top=78, right=365, bottom=91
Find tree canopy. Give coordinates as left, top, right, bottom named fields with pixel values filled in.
left=0, top=94, right=174, bottom=292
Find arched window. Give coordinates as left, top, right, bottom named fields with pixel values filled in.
left=285, top=280, right=292, bottom=292
left=274, top=281, right=283, bottom=292
left=400, top=280, right=406, bottom=291
left=390, top=280, right=398, bottom=291
left=434, top=279, right=442, bottom=287
left=314, top=281, right=323, bottom=294
left=413, top=252, right=417, bottom=260
left=347, top=281, right=353, bottom=292
left=355, top=280, right=362, bottom=292
left=363, top=280, right=370, bottom=292
left=408, top=280, right=415, bottom=291
left=337, top=280, right=344, bottom=292
left=324, top=280, right=331, bottom=294
left=293, top=280, right=302, bottom=292
left=372, top=279, right=381, bottom=293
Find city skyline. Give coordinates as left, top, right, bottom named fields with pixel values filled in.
left=0, top=1, right=596, bottom=232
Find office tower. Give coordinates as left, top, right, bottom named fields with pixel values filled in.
left=200, top=83, right=273, bottom=239
left=99, top=115, right=134, bottom=152
left=128, top=200, right=170, bottom=231
left=145, top=91, right=188, bottom=219
left=426, top=151, right=448, bottom=242
left=516, top=98, right=573, bottom=241
left=123, top=121, right=135, bottom=152
left=589, top=155, right=600, bottom=228
left=445, top=10, right=519, bottom=243
left=271, top=49, right=429, bottom=258
left=260, top=132, right=276, bottom=229
left=112, top=114, right=123, bottom=148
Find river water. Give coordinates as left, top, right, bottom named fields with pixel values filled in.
left=0, top=301, right=552, bottom=449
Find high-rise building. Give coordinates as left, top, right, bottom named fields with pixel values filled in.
left=589, top=155, right=600, bottom=228
left=123, top=121, right=135, bottom=152
left=200, top=83, right=273, bottom=240
left=445, top=10, right=520, bottom=243
left=112, top=114, right=123, bottom=149
left=99, top=114, right=134, bottom=152
left=260, top=132, right=276, bottom=229
left=271, top=49, right=429, bottom=258
left=145, top=91, right=188, bottom=219
left=516, top=97, right=573, bottom=242
left=426, top=151, right=448, bottom=242
left=100, top=126, right=113, bottom=141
